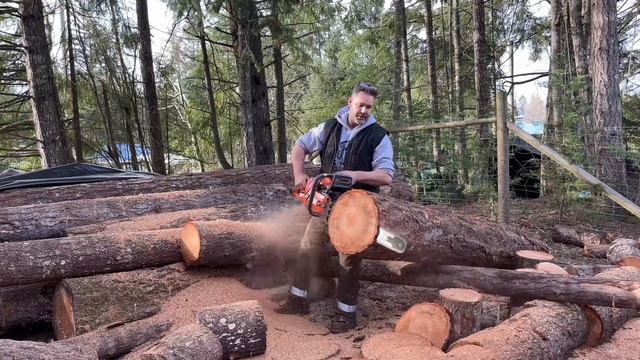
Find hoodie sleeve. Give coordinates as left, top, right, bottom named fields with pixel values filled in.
left=294, top=121, right=327, bottom=154
left=372, top=135, right=395, bottom=177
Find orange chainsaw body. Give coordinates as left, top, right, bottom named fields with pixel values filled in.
left=292, top=174, right=353, bottom=217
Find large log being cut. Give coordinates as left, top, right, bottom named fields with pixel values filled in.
left=53, top=264, right=206, bottom=339
left=0, top=229, right=182, bottom=287
left=327, top=189, right=547, bottom=267
left=0, top=183, right=291, bottom=242
left=195, top=300, right=267, bottom=359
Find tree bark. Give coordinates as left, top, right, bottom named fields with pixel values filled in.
left=437, top=288, right=483, bottom=347
left=102, top=83, right=122, bottom=168
left=590, top=0, right=628, bottom=195
left=0, top=282, right=56, bottom=335
left=64, top=0, right=82, bottom=162
left=583, top=243, right=608, bottom=258
left=327, top=190, right=547, bottom=267
left=195, top=300, right=267, bottom=359
left=194, top=1, right=232, bottom=169
left=127, top=323, right=222, bottom=360
left=472, top=0, right=490, bottom=130
left=229, top=0, right=275, bottom=166
left=446, top=301, right=589, bottom=360
left=136, top=0, right=166, bottom=174
left=0, top=183, right=291, bottom=242
left=53, top=264, right=205, bottom=339
left=0, top=229, right=183, bottom=287
left=271, top=0, right=287, bottom=164
left=424, top=0, right=441, bottom=166
left=0, top=340, right=94, bottom=360
left=607, top=238, right=640, bottom=264
left=20, top=0, right=73, bottom=167
left=453, top=0, right=467, bottom=184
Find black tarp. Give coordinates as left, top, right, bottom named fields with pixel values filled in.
left=0, top=163, right=155, bottom=192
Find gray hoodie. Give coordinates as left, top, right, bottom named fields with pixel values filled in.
left=295, top=106, right=395, bottom=177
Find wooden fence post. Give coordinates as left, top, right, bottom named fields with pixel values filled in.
left=496, top=91, right=510, bottom=224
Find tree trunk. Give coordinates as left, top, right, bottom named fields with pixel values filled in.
left=127, top=323, right=222, bottom=360
left=195, top=300, right=267, bottom=359
left=0, top=183, right=291, bottom=242
left=396, top=0, right=413, bottom=121
left=453, top=0, right=467, bottom=184
left=194, top=1, right=232, bottom=170
left=327, top=190, right=547, bottom=267
left=0, top=282, right=56, bottom=335
left=424, top=0, right=441, bottom=166
left=229, top=0, right=275, bottom=167
left=53, top=264, right=205, bottom=339
left=20, top=0, right=73, bottom=167
left=354, top=260, right=640, bottom=309
left=136, top=0, right=166, bottom=174
left=0, top=229, right=183, bottom=287
left=391, top=0, right=403, bottom=148
left=447, top=301, right=589, bottom=360
left=590, top=0, right=628, bottom=195
left=64, top=0, right=82, bottom=162
left=395, top=302, right=450, bottom=349
left=271, top=0, right=287, bottom=164
left=472, top=0, right=491, bottom=132
left=102, top=83, right=122, bottom=168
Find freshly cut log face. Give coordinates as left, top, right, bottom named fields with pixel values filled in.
left=328, top=190, right=379, bottom=254
left=580, top=305, right=604, bottom=346
left=361, top=331, right=433, bottom=360
left=536, top=262, right=569, bottom=275
left=394, top=302, right=450, bottom=349
left=438, top=288, right=483, bottom=346
left=375, top=344, right=445, bottom=360
left=516, top=250, right=555, bottom=268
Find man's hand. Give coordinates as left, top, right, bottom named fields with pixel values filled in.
left=293, top=172, right=309, bottom=193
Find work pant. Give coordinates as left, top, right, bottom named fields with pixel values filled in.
left=290, top=217, right=362, bottom=312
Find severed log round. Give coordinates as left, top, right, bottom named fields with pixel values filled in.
left=0, top=340, right=95, bottom=360
left=394, top=303, right=450, bottom=349
left=0, top=184, right=292, bottom=242
left=536, top=262, right=569, bottom=275
left=53, top=264, right=205, bottom=339
left=327, top=189, right=547, bottom=268
left=353, top=260, right=640, bottom=309
left=195, top=300, right=267, bottom=359
left=0, top=281, right=55, bottom=335
left=437, top=288, right=483, bottom=346
left=583, top=244, right=609, bottom=258
left=0, top=229, right=182, bottom=287
left=181, top=221, right=260, bottom=267
left=607, top=238, right=640, bottom=266
left=60, top=317, right=173, bottom=359
left=516, top=250, right=555, bottom=268
left=447, top=301, right=590, bottom=360
left=129, top=323, right=223, bottom=360
left=361, top=331, right=433, bottom=360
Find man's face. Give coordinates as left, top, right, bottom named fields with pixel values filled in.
left=347, top=91, right=376, bottom=128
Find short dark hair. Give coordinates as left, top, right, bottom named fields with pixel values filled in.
left=352, top=82, right=378, bottom=98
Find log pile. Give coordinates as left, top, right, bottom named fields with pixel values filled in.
left=1, top=163, right=639, bottom=360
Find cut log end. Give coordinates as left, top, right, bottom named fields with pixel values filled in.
left=52, top=282, right=75, bottom=340
left=180, top=222, right=201, bottom=265
left=361, top=332, right=432, bottom=360
left=328, top=189, right=379, bottom=255
left=516, top=250, right=554, bottom=268
left=536, top=262, right=569, bottom=275
left=580, top=305, right=604, bottom=347
left=438, top=288, right=483, bottom=303
left=394, top=302, right=450, bottom=349
left=618, top=256, right=640, bottom=270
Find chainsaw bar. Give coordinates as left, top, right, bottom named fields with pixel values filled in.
left=375, top=228, right=407, bottom=254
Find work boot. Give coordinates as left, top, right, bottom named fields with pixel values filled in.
left=275, top=295, right=310, bottom=315
left=329, top=310, right=357, bottom=334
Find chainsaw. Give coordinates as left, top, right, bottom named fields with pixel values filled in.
left=292, top=173, right=406, bottom=254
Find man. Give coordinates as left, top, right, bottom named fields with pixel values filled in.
left=277, top=82, right=395, bottom=333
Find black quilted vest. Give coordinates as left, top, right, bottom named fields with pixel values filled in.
left=319, top=118, right=388, bottom=193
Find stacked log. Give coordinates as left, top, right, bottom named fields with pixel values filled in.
left=607, top=238, right=640, bottom=268
left=0, top=282, right=56, bottom=335
left=126, top=323, right=222, bottom=360
left=437, top=288, right=483, bottom=345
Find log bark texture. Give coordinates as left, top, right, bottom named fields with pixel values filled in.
left=128, top=323, right=223, bottom=360
left=607, top=238, right=640, bottom=264
left=551, top=224, right=584, bottom=246
left=195, top=300, right=267, bottom=359
left=0, top=340, right=94, bottom=360
left=53, top=264, right=205, bottom=339
left=354, top=261, right=640, bottom=309
left=0, top=281, right=55, bottom=335
left=446, top=301, right=589, bottom=360
left=584, top=244, right=608, bottom=258
left=0, top=184, right=291, bottom=242
left=437, top=288, right=483, bottom=346
left=0, top=229, right=182, bottom=287
left=328, top=190, right=547, bottom=268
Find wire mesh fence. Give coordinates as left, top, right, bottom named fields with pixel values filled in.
left=390, top=120, right=640, bottom=231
